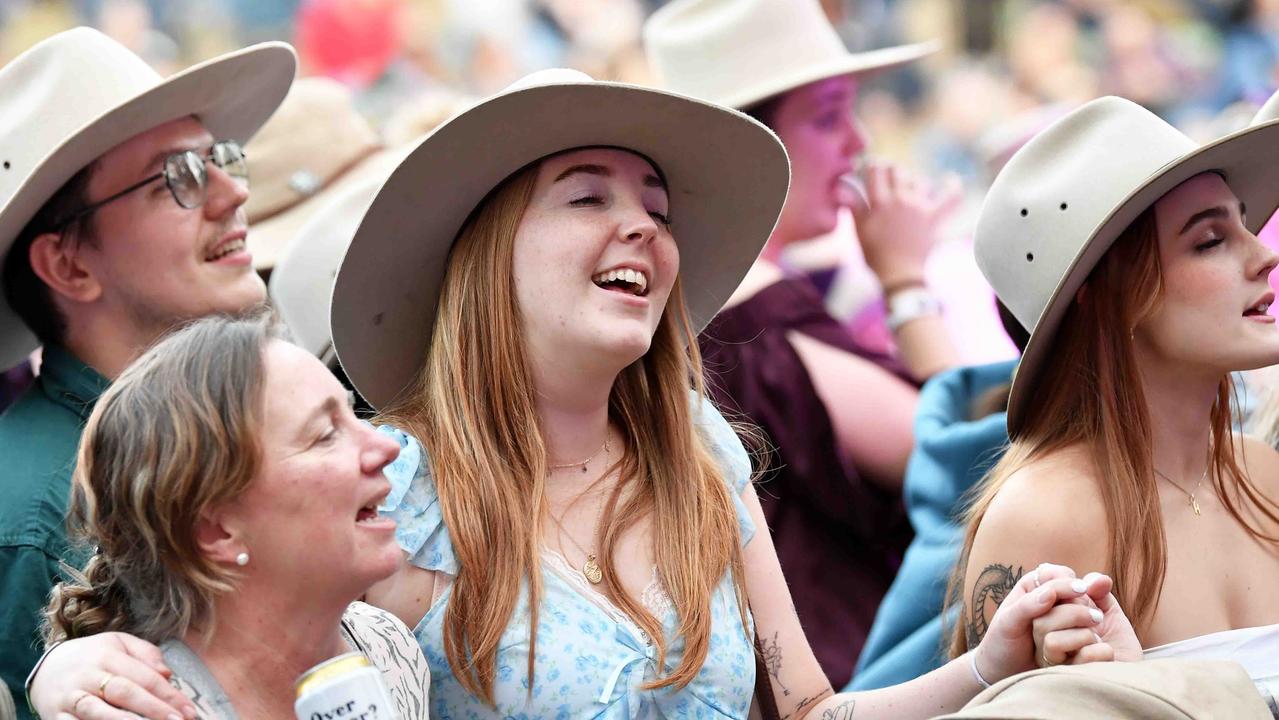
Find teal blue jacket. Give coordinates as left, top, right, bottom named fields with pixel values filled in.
left=0, top=347, right=107, bottom=717
left=849, top=360, right=1015, bottom=690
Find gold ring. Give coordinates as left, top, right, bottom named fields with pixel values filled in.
left=1040, top=647, right=1055, bottom=667
left=73, top=691, right=95, bottom=714
left=98, top=672, right=115, bottom=696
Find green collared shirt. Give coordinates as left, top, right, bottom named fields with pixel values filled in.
left=0, top=346, right=108, bottom=718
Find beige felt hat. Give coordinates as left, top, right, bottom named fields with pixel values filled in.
left=0, top=27, right=296, bottom=370
left=269, top=173, right=396, bottom=364
left=643, top=0, right=937, bottom=110
left=330, top=68, right=790, bottom=410
left=975, top=96, right=1279, bottom=435
left=243, top=77, right=402, bottom=272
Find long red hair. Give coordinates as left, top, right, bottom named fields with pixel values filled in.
left=377, top=162, right=750, bottom=703
left=948, top=207, right=1279, bottom=655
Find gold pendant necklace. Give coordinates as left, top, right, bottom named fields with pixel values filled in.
left=1154, top=465, right=1207, bottom=516
left=582, top=555, right=604, bottom=584
left=547, top=433, right=612, bottom=584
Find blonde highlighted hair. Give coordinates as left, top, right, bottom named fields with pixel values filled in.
left=376, top=158, right=750, bottom=703
left=948, top=208, right=1279, bottom=656
left=45, top=312, right=278, bottom=644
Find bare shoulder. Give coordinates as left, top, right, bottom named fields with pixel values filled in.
left=961, top=444, right=1109, bottom=648
left=976, top=444, right=1108, bottom=556
left=1236, top=434, right=1279, bottom=494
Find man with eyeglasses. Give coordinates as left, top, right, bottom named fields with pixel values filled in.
left=0, top=28, right=294, bottom=713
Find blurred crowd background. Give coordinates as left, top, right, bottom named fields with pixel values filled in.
left=4, top=0, right=1279, bottom=363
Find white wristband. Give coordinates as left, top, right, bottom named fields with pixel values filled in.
left=885, top=286, right=941, bottom=331
left=969, top=649, right=993, bottom=689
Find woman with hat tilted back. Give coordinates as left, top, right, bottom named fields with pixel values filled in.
left=33, top=70, right=1111, bottom=720
left=643, top=0, right=959, bottom=686
left=950, top=97, right=1279, bottom=690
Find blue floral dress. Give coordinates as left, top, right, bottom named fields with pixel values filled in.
left=377, top=394, right=758, bottom=719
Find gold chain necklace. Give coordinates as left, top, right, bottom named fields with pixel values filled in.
left=548, top=436, right=611, bottom=473
left=547, top=439, right=611, bottom=584
left=1153, top=465, right=1208, bottom=516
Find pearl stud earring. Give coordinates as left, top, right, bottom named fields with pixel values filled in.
left=235, top=552, right=250, bottom=567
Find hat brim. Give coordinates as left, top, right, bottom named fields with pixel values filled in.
left=1006, top=118, right=1279, bottom=434
left=249, top=147, right=408, bottom=271
left=723, top=40, right=937, bottom=110
left=0, top=42, right=296, bottom=370
left=332, top=80, right=790, bottom=410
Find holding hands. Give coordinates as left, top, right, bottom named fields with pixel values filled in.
left=970, top=563, right=1142, bottom=688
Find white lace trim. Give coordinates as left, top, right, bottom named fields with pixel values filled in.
left=541, top=549, right=674, bottom=646
left=640, top=567, right=675, bottom=619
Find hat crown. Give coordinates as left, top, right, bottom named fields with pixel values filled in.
left=975, top=96, right=1196, bottom=333
left=644, top=0, right=848, bottom=107
left=0, top=28, right=161, bottom=206
left=244, top=77, right=381, bottom=222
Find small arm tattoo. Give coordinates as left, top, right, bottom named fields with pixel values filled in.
left=821, top=698, right=857, bottom=719
left=759, top=631, right=791, bottom=695
left=965, top=563, right=1025, bottom=649
left=781, top=691, right=833, bottom=720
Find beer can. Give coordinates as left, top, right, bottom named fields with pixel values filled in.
left=295, top=651, right=398, bottom=720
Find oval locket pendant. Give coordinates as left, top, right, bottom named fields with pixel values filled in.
left=583, top=555, right=603, bottom=584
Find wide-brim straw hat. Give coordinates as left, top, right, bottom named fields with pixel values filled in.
left=330, top=68, right=790, bottom=410
left=975, top=96, right=1279, bottom=435
left=0, top=28, right=296, bottom=370
left=643, top=0, right=937, bottom=110
left=244, top=77, right=400, bottom=272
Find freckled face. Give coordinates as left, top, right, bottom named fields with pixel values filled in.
left=225, top=341, right=402, bottom=601
left=512, top=148, right=679, bottom=370
left=1138, top=173, right=1279, bottom=374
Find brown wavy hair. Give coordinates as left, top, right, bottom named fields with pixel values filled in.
left=947, top=207, right=1279, bottom=656
left=376, top=158, right=751, bottom=703
left=44, top=313, right=276, bottom=644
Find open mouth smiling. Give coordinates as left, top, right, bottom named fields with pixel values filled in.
left=591, top=267, right=649, bottom=297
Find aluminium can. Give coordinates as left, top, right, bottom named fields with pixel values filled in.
left=294, top=651, right=398, bottom=720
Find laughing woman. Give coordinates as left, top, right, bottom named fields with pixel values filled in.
left=38, top=314, right=429, bottom=719
left=952, top=97, right=1279, bottom=692
left=32, top=70, right=1108, bottom=720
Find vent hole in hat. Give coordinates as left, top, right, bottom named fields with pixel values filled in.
left=2, top=161, right=9, bottom=170
left=1060, top=202, right=1068, bottom=211
left=1020, top=208, right=1028, bottom=217
left=1026, top=252, right=1035, bottom=262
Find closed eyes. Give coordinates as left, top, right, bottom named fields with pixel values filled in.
left=569, top=194, right=671, bottom=226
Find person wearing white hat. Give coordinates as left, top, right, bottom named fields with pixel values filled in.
left=241, top=77, right=411, bottom=278
left=950, top=96, right=1279, bottom=695
left=0, top=27, right=294, bottom=712
left=33, top=68, right=1122, bottom=720
left=644, top=0, right=956, bottom=685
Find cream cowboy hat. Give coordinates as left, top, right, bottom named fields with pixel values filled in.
left=330, top=68, right=790, bottom=410
left=643, top=0, right=937, bottom=110
left=244, top=77, right=410, bottom=273
left=0, top=27, right=296, bottom=370
left=975, top=96, right=1279, bottom=434
left=270, top=176, right=392, bottom=364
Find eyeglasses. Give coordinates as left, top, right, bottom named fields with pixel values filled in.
left=54, top=141, right=249, bottom=231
